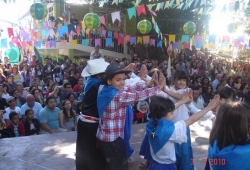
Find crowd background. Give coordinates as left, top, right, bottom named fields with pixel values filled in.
left=1, top=45, right=250, bottom=136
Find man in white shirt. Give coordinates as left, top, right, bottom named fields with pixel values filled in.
left=3, top=96, right=21, bottom=124
left=90, top=46, right=104, bottom=60
left=212, top=73, right=222, bottom=92
left=192, top=90, right=204, bottom=110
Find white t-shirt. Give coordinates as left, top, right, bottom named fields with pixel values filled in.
left=3, top=107, right=22, bottom=120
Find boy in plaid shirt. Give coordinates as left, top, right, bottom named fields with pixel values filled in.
left=97, top=63, right=166, bottom=170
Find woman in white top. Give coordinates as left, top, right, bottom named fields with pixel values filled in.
left=146, top=94, right=219, bottom=170
left=59, top=100, right=77, bottom=131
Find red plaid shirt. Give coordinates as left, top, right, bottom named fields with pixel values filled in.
left=96, top=82, right=161, bottom=142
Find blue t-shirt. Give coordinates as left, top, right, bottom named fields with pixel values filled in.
left=39, top=106, right=60, bottom=130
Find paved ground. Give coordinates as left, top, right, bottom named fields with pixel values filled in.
left=0, top=118, right=212, bottom=170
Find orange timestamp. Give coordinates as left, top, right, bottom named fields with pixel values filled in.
left=191, top=158, right=226, bottom=166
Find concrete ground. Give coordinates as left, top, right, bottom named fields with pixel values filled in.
left=0, top=118, right=212, bottom=170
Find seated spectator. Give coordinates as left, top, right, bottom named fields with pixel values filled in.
left=60, top=82, right=77, bottom=101
left=48, top=84, right=61, bottom=107
left=3, top=97, right=21, bottom=124
left=39, top=96, right=68, bottom=134
left=59, top=100, right=77, bottom=131
left=0, top=110, right=12, bottom=138
left=65, top=93, right=78, bottom=111
left=7, top=75, right=17, bottom=93
left=20, top=94, right=43, bottom=120
left=31, top=89, right=45, bottom=107
left=73, top=77, right=84, bottom=94
left=0, top=90, right=8, bottom=110
left=7, top=112, right=25, bottom=137
left=16, top=83, right=29, bottom=98
left=11, top=89, right=26, bottom=108
left=2, top=84, right=10, bottom=99
left=192, top=90, right=204, bottom=110
left=24, top=109, right=40, bottom=136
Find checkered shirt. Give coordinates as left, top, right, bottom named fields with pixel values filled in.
left=96, top=82, right=161, bottom=142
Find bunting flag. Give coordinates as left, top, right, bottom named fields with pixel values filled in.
left=34, top=31, right=42, bottom=40
left=147, top=4, right=156, bottom=10
left=137, top=37, right=142, bottom=44
left=183, top=42, right=190, bottom=48
left=0, top=39, right=7, bottom=48
left=7, top=28, right=14, bottom=38
left=70, top=30, right=77, bottom=36
left=46, top=29, right=54, bottom=39
left=82, top=39, right=89, bottom=46
left=81, top=21, right=86, bottom=30
left=177, top=3, right=184, bottom=9
left=95, top=38, right=101, bottom=47
left=136, top=4, right=146, bottom=16
left=149, top=10, right=157, bottom=16
left=108, top=31, right=113, bottom=38
left=173, top=42, right=179, bottom=49
left=181, top=35, right=189, bottom=43
left=169, top=0, right=175, bottom=8
left=111, top=11, right=121, bottom=23
left=118, top=37, right=124, bottom=45
left=164, top=1, right=169, bottom=9
left=35, top=41, right=42, bottom=48
left=157, top=40, right=162, bottom=48
left=112, top=0, right=118, bottom=5
left=126, top=35, right=130, bottom=42
left=77, top=26, right=81, bottom=36
left=61, top=40, right=67, bottom=46
left=195, top=35, right=202, bottom=48
left=127, top=7, right=136, bottom=19
left=150, top=39, right=155, bottom=46
left=200, top=0, right=206, bottom=6
left=41, top=30, right=46, bottom=38
left=102, top=30, right=107, bottom=37
left=46, top=41, right=51, bottom=48
left=209, top=35, right=216, bottom=43
left=71, top=40, right=78, bottom=46
left=81, top=30, right=85, bottom=38
left=194, top=0, right=200, bottom=8
left=130, top=36, right=136, bottom=45
left=100, top=15, right=106, bottom=25
left=143, top=36, right=150, bottom=45
left=97, top=28, right=101, bottom=36
left=50, top=40, right=56, bottom=48
left=169, top=35, right=176, bottom=43
left=106, top=38, right=112, bottom=47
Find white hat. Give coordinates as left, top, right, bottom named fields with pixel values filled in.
left=6, top=96, right=15, bottom=103
left=81, top=58, right=110, bottom=77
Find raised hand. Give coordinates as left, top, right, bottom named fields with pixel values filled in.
left=147, top=71, right=157, bottom=87
left=207, top=95, right=220, bottom=110
left=181, top=89, right=193, bottom=104
left=124, top=63, right=135, bottom=72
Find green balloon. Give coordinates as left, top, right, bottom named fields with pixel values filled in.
left=137, top=20, right=152, bottom=34
left=227, top=23, right=238, bottom=33
left=30, top=3, right=48, bottom=20
left=183, top=22, right=196, bottom=34
left=4, top=48, right=18, bottom=63
left=83, top=13, right=100, bottom=29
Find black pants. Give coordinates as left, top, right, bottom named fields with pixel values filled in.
left=75, top=120, right=107, bottom=170
left=98, top=137, right=128, bottom=170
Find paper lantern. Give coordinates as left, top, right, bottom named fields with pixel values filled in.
left=30, top=3, right=48, bottom=20
left=83, top=13, right=100, bottom=29
left=227, top=23, right=238, bottom=33
left=183, top=22, right=196, bottom=34
left=137, top=20, right=152, bottom=34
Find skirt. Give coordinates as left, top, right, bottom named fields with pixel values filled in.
left=139, top=133, right=152, bottom=161
left=75, top=119, right=107, bottom=170
left=174, top=127, right=194, bottom=170
left=148, top=159, right=177, bottom=170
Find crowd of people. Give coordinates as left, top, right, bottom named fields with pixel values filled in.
left=0, top=46, right=250, bottom=170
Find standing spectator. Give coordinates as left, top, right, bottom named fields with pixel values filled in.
left=21, top=64, right=32, bottom=87
left=12, top=66, right=24, bottom=83
left=42, top=58, right=54, bottom=79
left=7, top=112, right=25, bottom=137
left=30, top=55, right=37, bottom=68
left=39, top=96, right=68, bottom=134
left=3, top=97, right=21, bottom=124
left=69, top=63, right=80, bottom=88
left=32, top=64, right=43, bottom=80
left=7, top=75, right=17, bottom=93
left=20, top=94, right=43, bottom=120
left=90, top=46, right=104, bottom=60
left=24, top=109, right=40, bottom=136
left=70, top=13, right=79, bottom=26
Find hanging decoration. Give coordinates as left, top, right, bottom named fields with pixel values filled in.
left=137, top=20, right=152, bottom=34
left=83, top=13, right=100, bottom=29
left=183, top=21, right=196, bottom=34
left=227, top=23, right=238, bottom=33
left=30, top=3, right=48, bottom=20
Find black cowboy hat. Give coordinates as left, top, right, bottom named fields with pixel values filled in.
left=105, top=63, right=131, bottom=81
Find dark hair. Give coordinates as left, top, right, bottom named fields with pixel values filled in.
left=61, top=100, right=74, bottom=121
left=65, top=93, right=75, bottom=100
left=76, top=102, right=82, bottom=114
left=219, top=87, right=236, bottom=100
left=209, top=102, right=250, bottom=150
left=45, top=96, right=56, bottom=104
left=236, top=76, right=242, bottom=83
left=149, top=96, right=175, bottom=139
left=63, top=82, right=71, bottom=89
left=9, top=112, right=18, bottom=120
left=25, top=109, right=33, bottom=115
left=171, top=69, right=189, bottom=86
